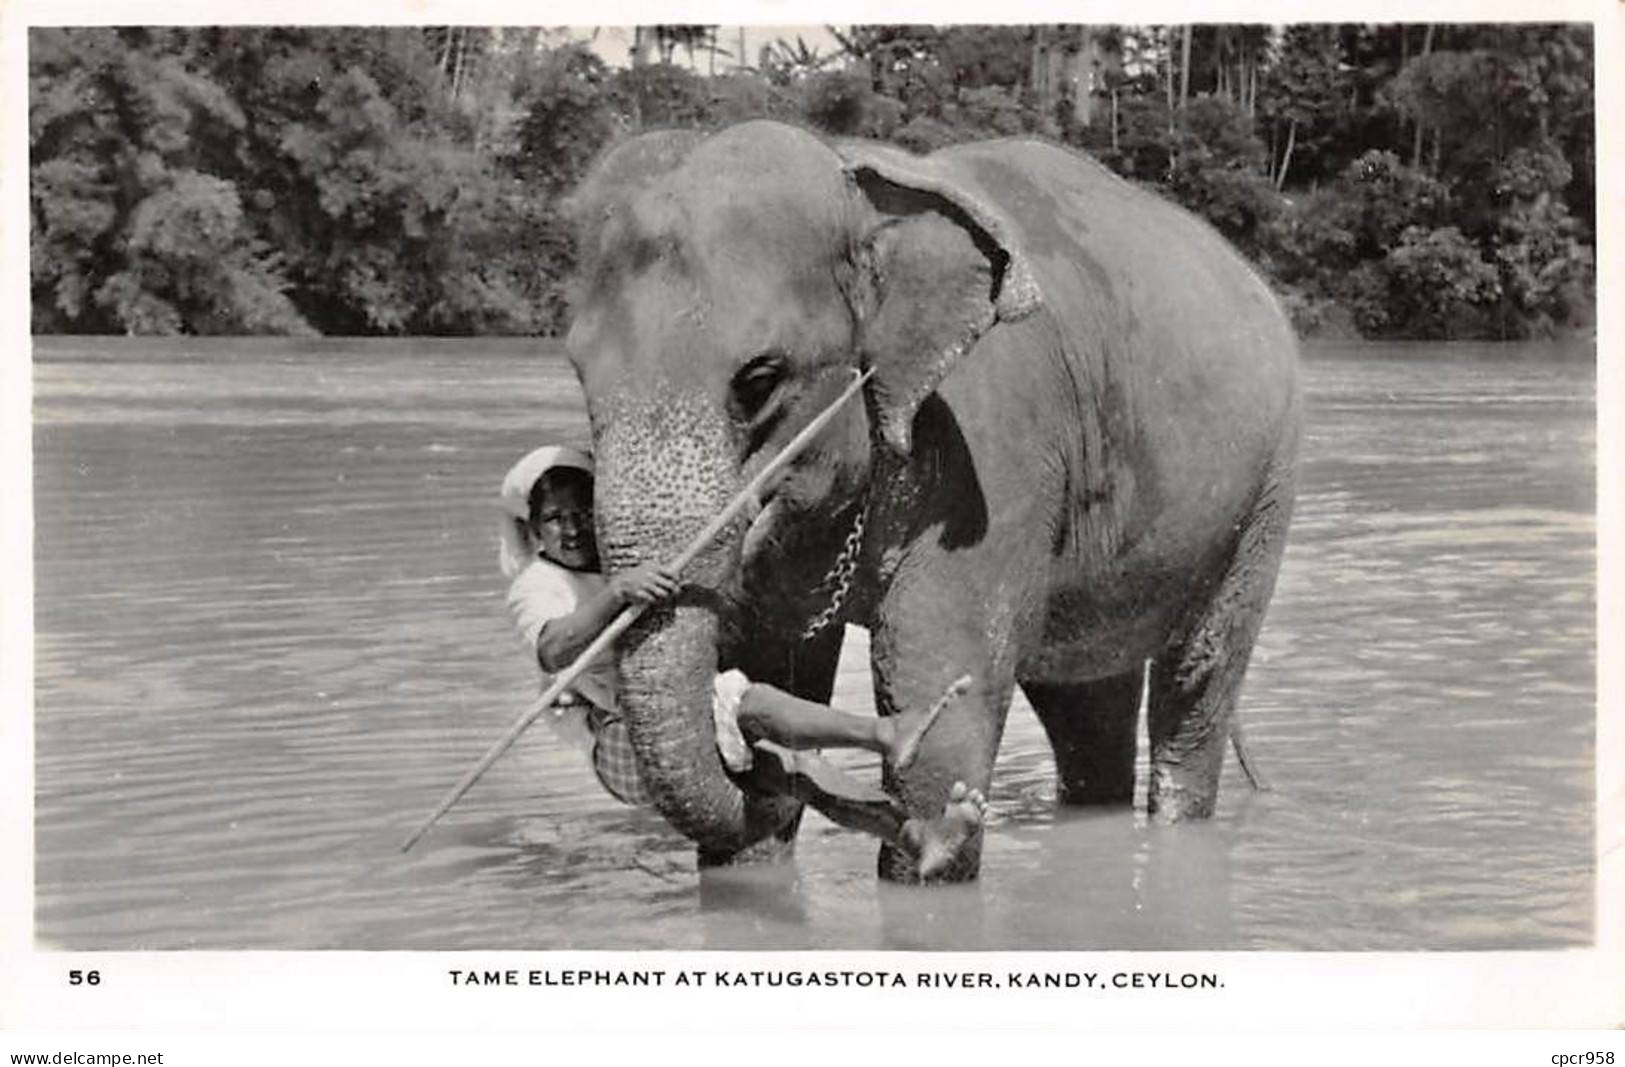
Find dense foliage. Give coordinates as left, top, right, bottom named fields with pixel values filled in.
left=30, top=23, right=1593, bottom=339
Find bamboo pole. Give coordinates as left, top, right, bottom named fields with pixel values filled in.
left=401, top=368, right=875, bottom=852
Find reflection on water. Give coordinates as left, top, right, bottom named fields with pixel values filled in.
left=32, top=337, right=1594, bottom=949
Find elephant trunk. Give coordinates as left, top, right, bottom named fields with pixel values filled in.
left=593, top=389, right=797, bottom=855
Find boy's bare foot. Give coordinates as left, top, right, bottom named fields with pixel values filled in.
left=902, top=781, right=988, bottom=880
left=882, top=674, right=973, bottom=772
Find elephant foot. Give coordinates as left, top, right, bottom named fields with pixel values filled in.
left=901, top=782, right=988, bottom=881
left=1146, top=770, right=1218, bottom=824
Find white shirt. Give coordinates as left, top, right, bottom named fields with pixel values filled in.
left=507, top=556, right=620, bottom=753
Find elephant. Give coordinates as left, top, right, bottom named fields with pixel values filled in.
left=560, top=119, right=1301, bottom=883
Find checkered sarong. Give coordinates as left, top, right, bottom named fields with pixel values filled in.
left=586, top=707, right=652, bottom=807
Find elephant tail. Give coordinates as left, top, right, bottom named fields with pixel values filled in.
left=1230, top=716, right=1271, bottom=792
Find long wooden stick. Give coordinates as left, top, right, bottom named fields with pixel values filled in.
left=401, top=368, right=874, bottom=852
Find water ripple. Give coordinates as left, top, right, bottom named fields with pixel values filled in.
left=31, top=338, right=1594, bottom=949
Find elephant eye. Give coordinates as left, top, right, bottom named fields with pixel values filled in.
left=732, top=353, right=787, bottom=419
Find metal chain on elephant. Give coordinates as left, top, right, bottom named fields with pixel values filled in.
left=799, top=502, right=867, bottom=640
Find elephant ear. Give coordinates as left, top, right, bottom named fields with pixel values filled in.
left=838, top=142, right=1043, bottom=453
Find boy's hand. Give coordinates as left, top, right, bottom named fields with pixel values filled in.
left=610, top=564, right=681, bottom=606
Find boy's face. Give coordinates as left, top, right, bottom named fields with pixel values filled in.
left=531, top=478, right=599, bottom=571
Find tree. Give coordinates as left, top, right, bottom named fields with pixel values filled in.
left=1166, top=95, right=1278, bottom=253
left=31, top=27, right=554, bottom=336
left=1381, top=25, right=1593, bottom=251
left=801, top=70, right=874, bottom=135
left=273, top=63, right=539, bottom=333
left=936, top=26, right=1031, bottom=93
left=649, top=25, right=715, bottom=68
left=1074, top=27, right=1169, bottom=163
left=510, top=44, right=624, bottom=196
left=954, top=85, right=1032, bottom=137
left=1349, top=225, right=1500, bottom=338
left=829, top=25, right=946, bottom=115
left=1260, top=25, right=1347, bottom=189
left=615, top=62, right=716, bottom=128
left=708, top=71, right=799, bottom=126
left=93, top=172, right=314, bottom=335
left=1489, top=192, right=1590, bottom=336
left=761, top=34, right=839, bottom=83
left=29, top=28, right=311, bottom=334
left=29, top=22, right=1596, bottom=342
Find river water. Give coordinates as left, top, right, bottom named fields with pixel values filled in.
left=30, top=336, right=1595, bottom=950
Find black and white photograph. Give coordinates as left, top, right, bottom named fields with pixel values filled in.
left=2, top=0, right=1620, bottom=1046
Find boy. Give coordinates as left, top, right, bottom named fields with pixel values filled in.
left=500, top=445, right=984, bottom=876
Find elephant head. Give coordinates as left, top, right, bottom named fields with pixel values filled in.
left=563, top=121, right=1041, bottom=857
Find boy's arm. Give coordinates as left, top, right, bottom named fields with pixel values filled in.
left=534, top=585, right=627, bottom=670
left=534, top=564, right=680, bottom=671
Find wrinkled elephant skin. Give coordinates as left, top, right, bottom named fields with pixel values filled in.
left=562, top=121, right=1300, bottom=882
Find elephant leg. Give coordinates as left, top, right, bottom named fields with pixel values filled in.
left=1147, top=479, right=1293, bottom=822
left=725, top=622, right=953, bottom=856
left=698, top=622, right=846, bottom=868
left=1021, top=667, right=1143, bottom=806
left=870, top=611, right=1015, bottom=884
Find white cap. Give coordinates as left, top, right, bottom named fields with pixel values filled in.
left=497, top=444, right=594, bottom=578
